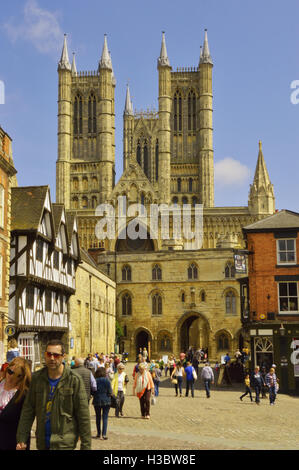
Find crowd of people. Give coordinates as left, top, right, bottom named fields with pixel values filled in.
left=0, top=340, right=280, bottom=450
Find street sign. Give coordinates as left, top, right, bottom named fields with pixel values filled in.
left=5, top=326, right=16, bottom=336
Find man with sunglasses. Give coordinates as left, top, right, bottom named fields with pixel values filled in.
left=16, top=339, right=91, bottom=450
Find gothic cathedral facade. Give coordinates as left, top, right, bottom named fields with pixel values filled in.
left=56, top=31, right=275, bottom=360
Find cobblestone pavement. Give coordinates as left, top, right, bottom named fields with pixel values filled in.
left=31, top=362, right=299, bottom=450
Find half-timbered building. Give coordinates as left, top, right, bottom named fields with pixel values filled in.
left=9, top=186, right=80, bottom=368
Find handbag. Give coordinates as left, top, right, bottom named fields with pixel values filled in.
left=110, top=394, right=117, bottom=409
left=151, top=396, right=156, bottom=405
left=192, top=368, right=197, bottom=380
left=171, top=378, right=178, bottom=385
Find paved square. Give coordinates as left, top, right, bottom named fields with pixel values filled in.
left=30, top=362, right=299, bottom=450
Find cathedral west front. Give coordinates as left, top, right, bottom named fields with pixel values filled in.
left=55, top=31, right=275, bottom=360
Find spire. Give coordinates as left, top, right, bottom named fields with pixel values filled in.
left=200, top=29, right=213, bottom=65
left=158, top=31, right=170, bottom=67
left=109, top=50, right=116, bottom=86
left=99, top=34, right=112, bottom=71
left=58, top=34, right=71, bottom=71
left=124, top=84, right=133, bottom=116
left=252, top=140, right=271, bottom=189
left=71, top=52, right=77, bottom=75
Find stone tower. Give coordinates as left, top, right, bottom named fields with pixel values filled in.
left=56, top=34, right=115, bottom=211
left=122, top=30, right=215, bottom=208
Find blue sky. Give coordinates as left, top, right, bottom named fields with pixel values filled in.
left=1, top=0, right=299, bottom=211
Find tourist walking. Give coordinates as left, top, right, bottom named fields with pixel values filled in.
left=6, top=339, right=20, bottom=363
left=152, top=363, right=162, bottom=397
left=185, top=362, right=196, bottom=397
left=133, top=363, right=154, bottom=419
left=16, top=339, right=91, bottom=450
left=73, top=357, right=97, bottom=403
left=240, top=373, right=253, bottom=402
left=0, top=357, right=31, bottom=450
left=201, top=362, right=214, bottom=398
left=171, top=361, right=185, bottom=397
left=111, top=363, right=129, bottom=417
left=251, top=366, right=265, bottom=405
left=92, top=367, right=112, bottom=440
left=265, top=368, right=278, bottom=406
left=168, top=355, right=176, bottom=378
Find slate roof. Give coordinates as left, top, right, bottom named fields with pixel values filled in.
left=243, top=210, right=299, bottom=232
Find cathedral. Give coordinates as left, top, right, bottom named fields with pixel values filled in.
left=55, top=31, right=275, bottom=360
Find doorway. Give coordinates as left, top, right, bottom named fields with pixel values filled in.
left=136, top=330, right=150, bottom=360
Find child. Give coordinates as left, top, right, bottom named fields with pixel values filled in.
left=240, top=374, right=253, bottom=402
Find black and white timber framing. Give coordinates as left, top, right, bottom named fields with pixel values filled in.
left=8, top=186, right=80, bottom=366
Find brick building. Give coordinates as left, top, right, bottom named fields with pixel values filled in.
left=241, top=210, right=299, bottom=394
left=0, top=127, right=17, bottom=363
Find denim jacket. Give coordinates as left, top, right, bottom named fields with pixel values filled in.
left=92, top=377, right=112, bottom=407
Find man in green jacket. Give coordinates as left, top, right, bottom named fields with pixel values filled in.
left=16, top=339, right=91, bottom=450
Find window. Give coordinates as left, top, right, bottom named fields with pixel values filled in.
left=0, top=185, right=5, bottom=228
left=217, top=333, right=229, bottom=351
left=173, top=91, right=182, bottom=133
left=188, top=91, right=196, bottom=132
left=225, top=263, right=235, bottom=278
left=136, top=141, right=141, bottom=165
left=143, top=141, right=149, bottom=178
left=152, top=293, right=162, bottom=315
left=67, top=259, right=72, bottom=275
left=155, top=140, right=159, bottom=181
left=72, top=197, right=79, bottom=209
left=160, top=335, right=171, bottom=351
left=53, top=250, right=59, bottom=270
left=201, top=291, right=206, bottom=302
left=181, top=292, right=185, bottom=302
left=172, top=197, right=178, bottom=205
left=122, top=293, right=132, bottom=316
left=188, top=263, right=198, bottom=280
left=277, top=239, right=296, bottom=264
left=74, top=95, right=83, bottom=135
left=192, top=196, right=197, bottom=207
left=88, top=94, right=96, bottom=133
left=152, top=264, right=162, bottom=281
left=122, top=265, right=131, bottom=281
left=182, top=197, right=188, bottom=205
left=26, top=286, right=34, bottom=309
left=82, top=197, right=88, bottom=209
left=60, top=295, right=64, bottom=314
left=279, top=282, right=298, bottom=312
left=36, top=239, right=43, bottom=262
left=177, top=178, right=181, bottom=192
left=188, top=178, right=193, bottom=192
left=225, top=291, right=236, bottom=315
left=45, top=290, right=52, bottom=312
left=72, top=178, right=79, bottom=191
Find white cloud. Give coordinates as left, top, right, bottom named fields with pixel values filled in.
left=3, top=0, right=63, bottom=55
left=214, top=157, right=251, bottom=187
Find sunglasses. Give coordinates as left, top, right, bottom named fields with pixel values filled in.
left=45, top=352, right=64, bottom=359
left=7, top=368, right=23, bottom=378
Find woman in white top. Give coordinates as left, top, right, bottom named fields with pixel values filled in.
left=171, top=361, right=185, bottom=397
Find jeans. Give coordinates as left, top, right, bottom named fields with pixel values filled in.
left=186, top=379, right=194, bottom=397
left=268, top=386, right=276, bottom=404
left=240, top=386, right=253, bottom=401
left=203, top=379, right=212, bottom=398
left=174, top=376, right=183, bottom=396
left=254, top=385, right=262, bottom=403
left=94, top=405, right=110, bottom=437
left=154, top=380, right=160, bottom=396
left=115, top=391, right=125, bottom=416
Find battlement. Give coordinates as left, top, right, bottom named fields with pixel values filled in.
left=74, top=71, right=99, bottom=77
left=172, top=67, right=199, bottom=74
left=134, top=108, right=158, bottom=119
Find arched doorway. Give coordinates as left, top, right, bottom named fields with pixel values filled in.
left=179, top=313, right=209, bottom=354
left=135, top=329, right=152, bottom=360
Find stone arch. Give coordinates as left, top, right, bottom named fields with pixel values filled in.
left=176, top=311, right=211, bottom=353
left=134, top=326, right=154, bottom=360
